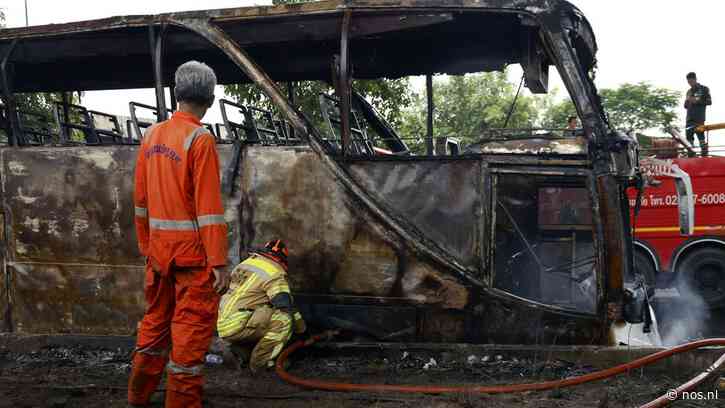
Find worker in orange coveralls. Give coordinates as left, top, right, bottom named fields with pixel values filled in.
left=128, top=60, right=230, bottom=408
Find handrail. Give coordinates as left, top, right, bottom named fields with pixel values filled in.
left=219, top=98, right=247, bottom=142
left=128, top=101, right=171, bottom=142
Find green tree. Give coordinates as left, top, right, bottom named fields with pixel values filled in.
left=540, top=82, right=679, bottom=148
left=599, top=82, right=680, bottom=133
left=538, top=96, right=576, bottom=129
left=399, top=72, right=538, bottom=151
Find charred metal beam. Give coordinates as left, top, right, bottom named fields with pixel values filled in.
left=287, top=81, right=295, bottom=105
left=60, top=93, right=71, bottom=143
left=339, top=10, right=352, bottom=156
left=597, top=175, right=625, bottom=316
left=287, top=82, right=295, bottom=140
left=170, top=18, right=305, bottom=133
left=169, top=85, right=177, bottom=112
left=538, top=27, right=606, bottom=153
left=520, top=26, right=549, bottom=94
left=149, top=24, right=168, bottom=122
left=426, top=74, right=434, bottom=156
left=0, top=40, right=20, bottom=146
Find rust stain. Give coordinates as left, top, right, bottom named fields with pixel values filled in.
left=402, top=257, right=469, bottom=309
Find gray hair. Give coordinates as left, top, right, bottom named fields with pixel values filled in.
left=174, top=61, right=217, bottom=106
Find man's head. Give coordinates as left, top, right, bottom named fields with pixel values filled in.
left=567, top=115, right=578, bottom=129
left=687, top=72, right=698, bottom=88
left=174, top=61, right=217, bottom=119
left=255, top=239, right=289, bottom=269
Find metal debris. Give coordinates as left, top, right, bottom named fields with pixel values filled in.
left=422, top=358, right=438, bottom=370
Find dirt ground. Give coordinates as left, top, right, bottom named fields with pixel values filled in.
left=0, top=340, right=721, bottom=408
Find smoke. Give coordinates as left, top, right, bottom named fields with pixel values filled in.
left=659, top=275, right=710, bottom=347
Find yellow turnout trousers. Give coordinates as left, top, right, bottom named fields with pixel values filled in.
left=217, top=255, right=304, bottom=371
left=217, top=305, right=294, bottom=371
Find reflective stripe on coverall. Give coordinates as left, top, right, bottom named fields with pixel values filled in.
left=128, top=111, right=228, bottom=408
left=217, top=254, right=305, bottom=371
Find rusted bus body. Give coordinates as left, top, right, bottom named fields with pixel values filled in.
left=0, top=1, right=639, bottom=344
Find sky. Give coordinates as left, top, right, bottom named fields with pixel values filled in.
left=1, top=0, right=724, bottom=144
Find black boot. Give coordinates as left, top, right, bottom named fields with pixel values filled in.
left=229, top=343, right=252, bottom=370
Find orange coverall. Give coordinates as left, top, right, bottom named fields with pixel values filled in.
left=128, top=111, right=228, bottom=408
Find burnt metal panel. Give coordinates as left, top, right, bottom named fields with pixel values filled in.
left=239, top=146, right=361, bottom=293
left=8, top=262, right=144, bottom=334
left=0, top=143, right=609, bottom=344
left=300, top=303, right=418, bottom=342
left=296, top=292, right=606, bottom=344
left=3, top=147, right=139, bottom=264
left=0, top=146, right=142, bottom=333
left=0, top=145, right=241, bottom=333
left=238, top=146, right=472, bottom=311
left=466, top=289, right=605, bottom=344
left=346, top=159, right=483, bottom=271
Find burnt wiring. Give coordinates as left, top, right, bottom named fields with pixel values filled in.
left=497, top=198, right=545, bottom=271
left=497, top=199, right=595, bottom=283
left=503, top=74, right=525, bottom=129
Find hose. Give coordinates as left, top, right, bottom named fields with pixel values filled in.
left=640, top=349, right=725, bottom=408
left=275, top=332, right=725, bottom=407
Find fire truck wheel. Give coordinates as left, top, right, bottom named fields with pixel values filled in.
left=633, top=250, right=656, bottom=297
left=677, top=247, right=725, bottom=308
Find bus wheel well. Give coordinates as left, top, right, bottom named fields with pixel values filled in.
left=633, top=241, right=660, bottom=273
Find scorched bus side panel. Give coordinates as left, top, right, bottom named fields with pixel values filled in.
left=0, top=145, right=606, bottom=344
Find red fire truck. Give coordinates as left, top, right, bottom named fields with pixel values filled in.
left=629, top=136, right=725, bottom=309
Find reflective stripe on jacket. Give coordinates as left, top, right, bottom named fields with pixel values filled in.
left=217, top=254, right=291, bottom=338
left=134, top=111, right=228, bottom=272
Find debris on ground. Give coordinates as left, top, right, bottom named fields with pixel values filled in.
left=0, top=342, right=719, bottom=407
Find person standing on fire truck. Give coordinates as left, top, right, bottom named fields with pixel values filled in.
left=684, top=72, right=712, bottom=157
left=128, top=61, right=230, bottom=408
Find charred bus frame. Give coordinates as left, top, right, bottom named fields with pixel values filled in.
left=0, top=0, right=646, bottom=344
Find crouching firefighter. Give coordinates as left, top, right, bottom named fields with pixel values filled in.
left=217, top=240, right=306, bottom=372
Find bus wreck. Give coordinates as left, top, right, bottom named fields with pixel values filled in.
left=0, top=0, right=650, bottom=345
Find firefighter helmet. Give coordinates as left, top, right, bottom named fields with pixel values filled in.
left=254, top=239, right=288, bottom=268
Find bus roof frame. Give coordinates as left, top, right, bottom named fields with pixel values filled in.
left=0, top=0, right=596, bottom=91
left=0, top=0, right=608, bottom=155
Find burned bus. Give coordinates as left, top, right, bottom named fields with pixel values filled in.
left=0, top=0, right=652, bottom=345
